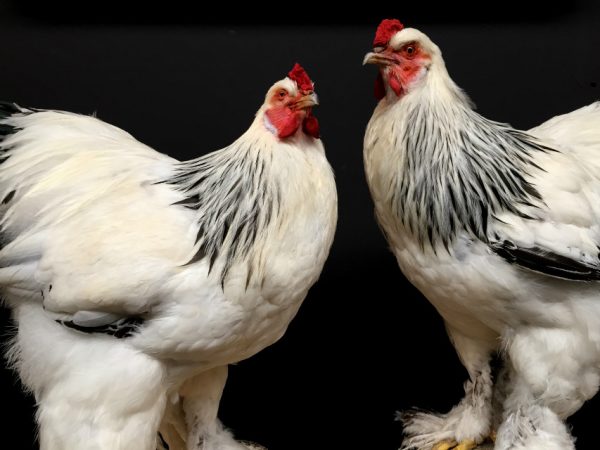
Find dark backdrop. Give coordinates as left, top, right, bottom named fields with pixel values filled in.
left=0, top=2, right=599, bottom=449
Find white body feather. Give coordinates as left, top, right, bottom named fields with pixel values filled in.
left=0, top=87, right=337, bottom=449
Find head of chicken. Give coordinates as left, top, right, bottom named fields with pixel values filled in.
left=363, top=19, right=445, bottom=101
left=261, top=63, right=320, bottom=139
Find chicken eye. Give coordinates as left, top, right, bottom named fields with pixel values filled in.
left=405, top=45, right=415, bottom=56
left=272, top=89, right=289, bottom=104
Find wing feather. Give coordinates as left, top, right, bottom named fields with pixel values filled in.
left=490, top=102, right=600, bottom=282
left=0, top=106, right=199, bottom=316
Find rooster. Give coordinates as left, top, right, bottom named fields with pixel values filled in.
left=364, top=19, right=600, bottom=450
left=0, top=63, right=337, bottom=450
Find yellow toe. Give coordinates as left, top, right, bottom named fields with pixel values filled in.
left=432, top=438, right=479, bottom=450
left=455, top=439, right=477, bottom=450
left=432, top=441, right=457, bottom=450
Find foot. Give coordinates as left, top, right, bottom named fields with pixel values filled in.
left=432, top=439, right=477, bottom=450
left=400, top=409, right=491, bottom=450
left=400, top=356, right=493, bottom=450
left=496, top=404, right=575, bottom=450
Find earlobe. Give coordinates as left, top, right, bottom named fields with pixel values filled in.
left=265, top=107, right=302, bottom=138
left=263, top=114, right=277, bottom=135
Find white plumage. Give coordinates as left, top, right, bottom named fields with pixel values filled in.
left=0, top=65, right=337, bottom=450
left=364, top=20, right=600, bottom=450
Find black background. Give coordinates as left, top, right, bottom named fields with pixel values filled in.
left=0, top=2, right=599, bottom=449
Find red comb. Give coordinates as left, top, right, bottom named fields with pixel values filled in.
left=288, top=63, right=314, bottom=92
left=373, top=18, right=404, bottom=47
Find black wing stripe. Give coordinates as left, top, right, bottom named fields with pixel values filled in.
left=491, top=240, right=600, bottom=281
left=58, top=317, right=144, bottom=339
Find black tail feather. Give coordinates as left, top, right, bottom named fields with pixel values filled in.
left=0, top=123, right=20, bottom=137
left=0, top=101, right=30, bottom=144
left=0, top=101, right=23, bottom=119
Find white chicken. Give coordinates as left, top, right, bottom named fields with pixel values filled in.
left=0, top=63, right=337, bottom=450
left=364, top=19, right=600, bottom=450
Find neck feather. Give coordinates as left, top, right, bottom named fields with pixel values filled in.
left=165, top=124, right=281, bottom=286
left=382, top=75, right=555, bottom=249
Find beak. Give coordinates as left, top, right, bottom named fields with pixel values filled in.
left=293, top=92, right=319, bottom=110
left=363, top=52, right=396, bottom=66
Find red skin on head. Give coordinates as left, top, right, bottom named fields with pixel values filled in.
left=387, top=72, right=403, bottom=97
left=265, top=107, right=302, bottom=139
left=373, top=19, right=405, bottom=100
left=375, top=54, right=423, bottom=100
left=373, top=19, right=404, bottom=48
left=387, top=44, right=429, bottom=98
left=265, top=106, right=320, bottom=139
left=265, top=63, right=320, bottom=139
left=303, top=113, right=320, bottom=139
left=374, top=73, right=386, bottom=100
left=371, top=19, right=430, bottom=101
left=288, top=63, right=314, bottom=92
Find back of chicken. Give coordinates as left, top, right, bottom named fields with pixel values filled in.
left=0, top=104, right=191, bottom=316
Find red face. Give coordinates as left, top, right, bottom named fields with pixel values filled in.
left=264, top=85, right=320, bottom=139
left=368, top=41, right=431, bottom=100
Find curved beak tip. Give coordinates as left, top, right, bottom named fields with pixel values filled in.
left=294, top=92, right=319, bottom=109
left=311, top=93, right=319, bottom=106
left=363, top=52, right=376, bottom=66
left=364, top=51, right=395, bottom=67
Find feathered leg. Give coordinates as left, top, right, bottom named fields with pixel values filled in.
left=495, top=376, right=575, bottom=450
left=495, top=327, right=598, bottom=450
left=159, top=395, right=188, bottom=450
left=12, top=304, right=167, bottom=450
left=400, top=326, right=496, bottom=450
left=181, top=366, right=267, bottom=450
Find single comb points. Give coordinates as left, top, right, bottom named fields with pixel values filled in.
left=288, top=63, right=314, bottom=92
left=373, top=19, right=404, bottom=47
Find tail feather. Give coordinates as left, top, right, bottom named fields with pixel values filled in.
left=0, top=101, right=31, bottom=148
left=0, top=123, right=20, bottom=140
left=0, top=101, right=24, bottom=117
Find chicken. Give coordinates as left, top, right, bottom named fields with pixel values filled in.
left=0, top=63, right=337, bottom=450
left=363, top=19, right=600, bottom=450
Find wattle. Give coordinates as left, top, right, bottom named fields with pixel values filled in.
left=388, top=73, right=403, bottom=97
left=375, top=72, right=404, bottom=100
left=374, top=73, right=386, bottom=100
left=265, top=107, right=320, bottom=139
left=303, top=113, right=320, bottom=139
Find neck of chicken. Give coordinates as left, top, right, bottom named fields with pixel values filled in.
left=364, top=65, right=550, bottom=251
left=166, top=110, right=330, bottom=287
